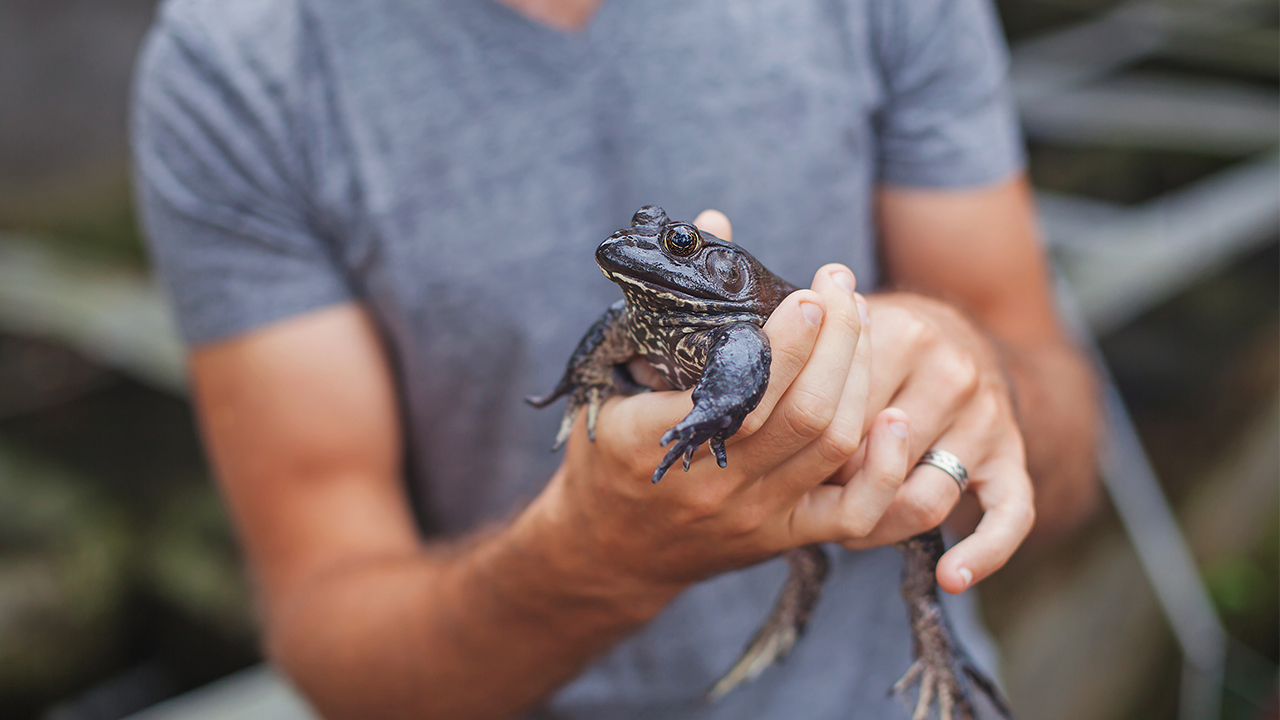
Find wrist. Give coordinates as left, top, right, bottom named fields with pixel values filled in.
left=472, top=469, right=683, bottom=631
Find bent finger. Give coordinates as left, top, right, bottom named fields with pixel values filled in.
left=839, top=442, right=975, bottom=550
left=732, top=289, right=827, bottom=440
left=786, top=408, right=910, bottom=544
left=936, top=459, right=1035, bottom=594
left=760, top=290, right=873, bottom=501
left=738, top=265, right=862, bottom=465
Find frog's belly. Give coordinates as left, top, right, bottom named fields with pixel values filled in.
left=634, top=326, right=710, bottom=392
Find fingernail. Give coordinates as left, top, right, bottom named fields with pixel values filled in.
left=889, top=420, right=909, bottom=439
left=958, top=567, right=973, bottom=589
left=855, top=294, right=869, bottom=326
left=800, top=301, right=824, bottom=326
left=832, top=270, right=855, bottom=295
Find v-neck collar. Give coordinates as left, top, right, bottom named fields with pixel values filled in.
left=448, top=0, right=622, bottom=70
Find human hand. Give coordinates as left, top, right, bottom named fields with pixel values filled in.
left=525, top=212, right=910, bottom=605
left=827, top=293, right=1036, bottom=594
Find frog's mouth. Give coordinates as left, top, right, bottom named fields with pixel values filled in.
left=600, top=265, right=730, bottom=305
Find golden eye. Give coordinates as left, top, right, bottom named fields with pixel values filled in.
left=662, top=224, right=701, bottom=257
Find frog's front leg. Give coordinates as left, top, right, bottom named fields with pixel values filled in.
left=527, top=300, right=638, bottom=449
left=654, top=323, right=770, bottom=483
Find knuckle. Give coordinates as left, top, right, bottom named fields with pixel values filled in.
left=681, top=485, right=727, bottom=521
left=907, top=489, right=951, bottom=529
left=771, top=336, right=813, bottom=375
left=816, top=425, right=862, bottom=465
left=902, top=315, right=938, bottom=351
left=727, top=503, right=768, bottom=537
left=834, top=301, right=863, bottom=337
left=837, top=509, right=874, bottom=539
left=1017, top=499, right=1037, bottom=534
left=781, top=389, right=834, bottom=439
left=871, top=468, right=905, bottom=496
left=972, top=392, right=1003, bottom=428
left=937, top=352, right=980, bottom=396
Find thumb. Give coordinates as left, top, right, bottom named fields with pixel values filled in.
left=694, top=209, right=732, bottom=242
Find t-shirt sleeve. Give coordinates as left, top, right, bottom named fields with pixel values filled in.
left=872, top=0, right=1025, bottom=189
left=132, top=1, right=353, bottom=347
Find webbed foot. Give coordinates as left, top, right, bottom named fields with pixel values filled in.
left=893, top=530, right=1013, bottom=720
left=528, top=383, right=616, bottom=451
left=704, top=545, right=829, bottom=702
left=890, top=608, right=1011, bottom=720
left=655, top=412, right=733, bottom=483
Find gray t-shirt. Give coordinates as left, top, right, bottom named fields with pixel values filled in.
left=133, top=0, right=1024, bottom=717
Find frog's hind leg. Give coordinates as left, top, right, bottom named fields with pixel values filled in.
left=892, top=529, right=1013, bottom=720
left=527, top=300, right=636, bottom=449
left=704, top=544, right=829, bottom=702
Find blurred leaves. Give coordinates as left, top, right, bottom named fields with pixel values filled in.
left=0, top=443, right=131, bottom=698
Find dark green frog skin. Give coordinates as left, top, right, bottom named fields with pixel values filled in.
left=530, top=207, right=1013, bottom=720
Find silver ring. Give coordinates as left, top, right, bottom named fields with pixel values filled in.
left=917, top=449, right=969, bottom=493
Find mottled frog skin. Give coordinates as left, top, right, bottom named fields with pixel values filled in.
left=530, top=207, right=1013, bottom=720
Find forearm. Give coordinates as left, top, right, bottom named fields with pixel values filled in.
left=267, top=475, right=679, bottom=720
left=998, top=337, right=1101, bottom=539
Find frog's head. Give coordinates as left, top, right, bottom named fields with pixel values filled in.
left=596, top=206, right=792, bottom=316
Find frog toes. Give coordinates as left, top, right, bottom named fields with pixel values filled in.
left=655, top=413, right=733, bottom=482
left=585, top=387, right=603, bottom=442
left=653, top=444, right=683, bottom=483
left=711, top=436, right=728, bottom=468
left=551, top=405, right=580, bottom=451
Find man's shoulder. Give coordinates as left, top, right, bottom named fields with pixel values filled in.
left=152, top=0, right=310, bottom=67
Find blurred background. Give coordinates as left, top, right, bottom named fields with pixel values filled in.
left=0, top=0, right=1275, bottom=719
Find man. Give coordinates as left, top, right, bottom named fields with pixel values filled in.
left=132, top=0, right=1100, bottom=717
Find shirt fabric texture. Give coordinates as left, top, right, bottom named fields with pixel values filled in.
left=132, top=0, right=1025, bottom=717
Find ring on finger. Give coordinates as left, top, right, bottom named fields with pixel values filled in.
left=916, top=449, right=969, bottom=493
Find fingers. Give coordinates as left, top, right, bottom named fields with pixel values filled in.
left=786, top=408, right=911, bottom=544
left=840, top=427, right=979, bottom=549
left=594, top=284, right=827, bottom=490
left=694, top=209, right=732, bottom=242
left=625, top=357, right=673, bottom=392
left=760, top=290, right=872, bottom=499
left=936, top=458, right=1035, bottom=593
left=836, top=425, right=1034, bottom=593
left=730, top=289, right=828, bottom=441
left=736, top=265, right=863, bottom=472
left=874, top=342, right=982, bottom=465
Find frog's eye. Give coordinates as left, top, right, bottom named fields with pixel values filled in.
left=662, top=224, right=702, bottom=257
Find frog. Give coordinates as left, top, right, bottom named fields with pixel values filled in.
left=528, top=206, right=1013, bottom=720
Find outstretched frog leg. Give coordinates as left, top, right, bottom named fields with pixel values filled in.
left=704, top=544, right=829, bottom=702
left=892, top=528, right=1013, bottom=720
left=526, top=300, right=638, bottom=448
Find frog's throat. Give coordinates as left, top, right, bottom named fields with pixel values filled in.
left=624, top=304, right=766, bottom=330
left=612, top=279, right=759, bottom=318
